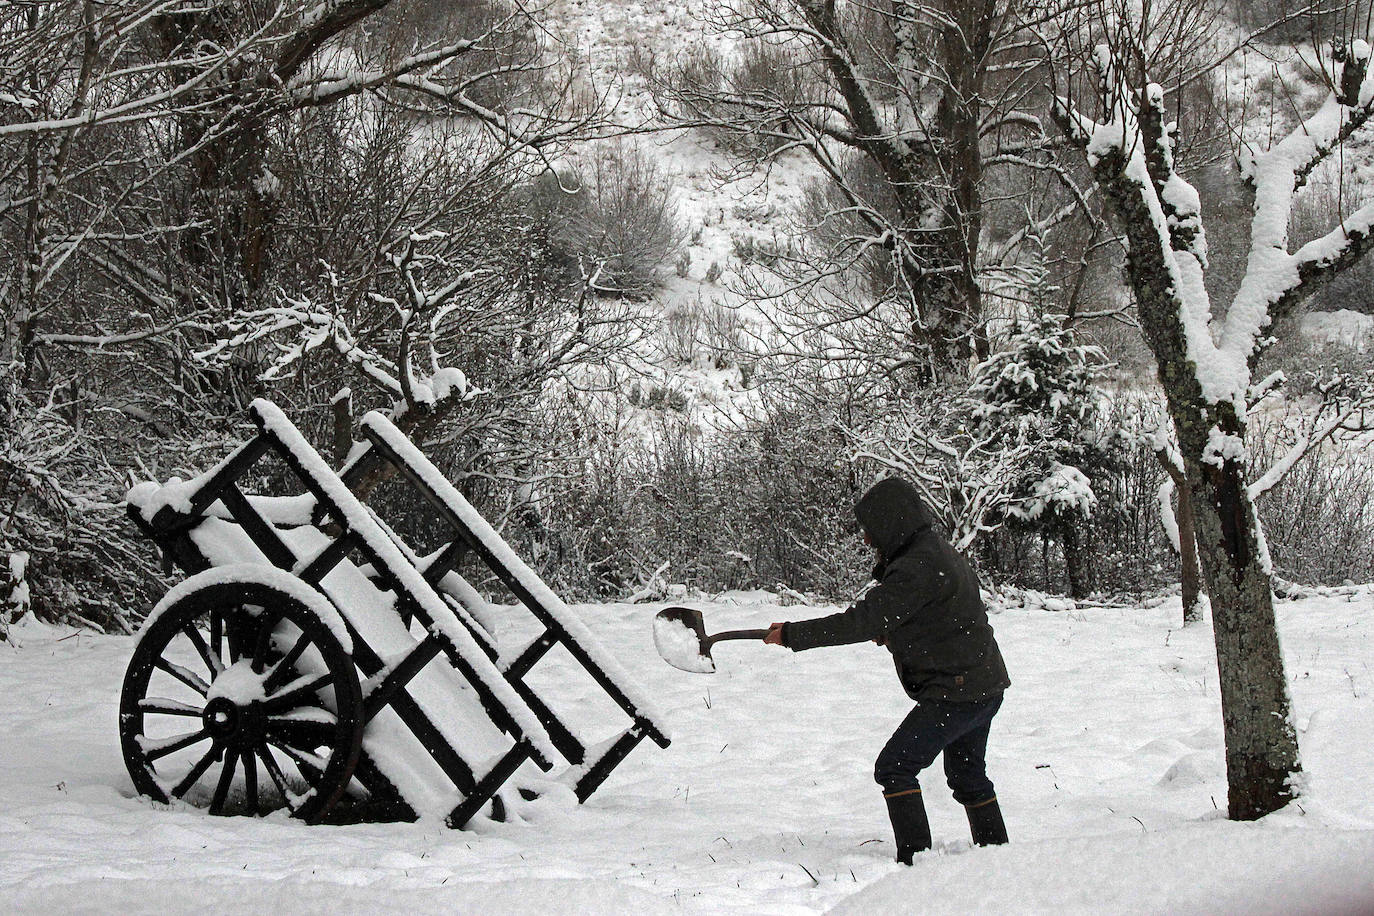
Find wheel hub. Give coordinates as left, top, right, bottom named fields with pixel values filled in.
left=202, top=696, right=266, bottom=746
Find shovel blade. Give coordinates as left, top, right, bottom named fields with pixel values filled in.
left=653, top=607, right=716, bottom=674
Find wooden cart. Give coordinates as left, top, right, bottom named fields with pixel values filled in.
left=121, top=399, right=669, bottom=826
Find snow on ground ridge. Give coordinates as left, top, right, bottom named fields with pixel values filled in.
left=3, top=588, right=1374, bottom=913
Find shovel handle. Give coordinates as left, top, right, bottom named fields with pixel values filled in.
left=704, top=628, right=772, bottom=648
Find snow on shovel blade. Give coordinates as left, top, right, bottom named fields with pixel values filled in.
left=654, top=607, right=716, bottom=674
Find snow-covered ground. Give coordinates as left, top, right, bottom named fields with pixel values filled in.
left=3, top=589, right=1373, bottom=914
left=1300, top=309, right=1374, bottom=351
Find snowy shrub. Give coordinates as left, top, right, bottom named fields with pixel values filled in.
left=671, top=40, right=817, bottom=157
left=730, top=231, right=797, bottom=267
left=967, top=316, right=1120, bottom=596
left=534, top=143, right=684, bottom=300
left=1248, top=408, right=1374, bottom=585
left=1074, top=399, right=1177, bottom=597
left=659, top=298, right=750, bottom=368
left=536, top=403, right=868, bottom=601
left=661, top=302, right=705, bottom=365
left=852, top=387, right=1036, bottom=558
left=1260, top=322, right=1374, bottom=397
left=627, top=383, right=689, bottom=413
left=0, top=377, right=164, bottom=634
left=975, top=395, right=1176, bottom=601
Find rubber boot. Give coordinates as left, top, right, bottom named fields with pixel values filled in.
left=884, top=789, right=932, bottom=864
left=965, top=796, right=1008, bottom=846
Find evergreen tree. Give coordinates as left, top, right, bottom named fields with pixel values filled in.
left=968, top=315, right=1114, bottom=598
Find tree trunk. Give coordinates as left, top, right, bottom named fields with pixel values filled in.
left=14, top=6, right=46, bottom=382
left=873, top=0, right=994, bottom=378
left=1088, top=141, right=1300, bottom=820
left=155, top=8, right=276, bottom=307
left=1061, top=524, right=1090, bottom=601
left=1159, top=455, right=1204, bottom=625
left=938, top=0, right=994, bottom=365
left=332, top=389, right=354, bottom=465
left=1181, top=445, right=1300, bottom=820
left=1176, top=474, right=1203, bottom=624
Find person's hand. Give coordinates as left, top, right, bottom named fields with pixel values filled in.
left=764, top=621, right=787, bottom=646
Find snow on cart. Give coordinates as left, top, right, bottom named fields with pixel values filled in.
left=122, top=399, right=669, bottom=826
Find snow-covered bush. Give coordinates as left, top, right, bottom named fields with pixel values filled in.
left=1248, top=402, right=1374, bottom=585
left=659, top=298, right=751, bottom=369
left=852, top=387, right=1038, bottom=558
left=536, top=404, right=867, bottom=601
left=967, top=315, right=1119, bottom=598
left=0, top=375, right=163, bottom=634
left=669, top=40, right=818, bottom=157
left=528, top=143, right=684, bottom=301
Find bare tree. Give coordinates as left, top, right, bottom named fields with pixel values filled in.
left=1051, top=0, right=1374, bottom=818
left=194, top=116, right=645, bottom=515
left=851, top=393, right=1039, bottom=554
left=654, top=0, right=1101, bottom=379
left=0, top=1, right=593, bottom=382
left=0, top=1, right=616, bottom=627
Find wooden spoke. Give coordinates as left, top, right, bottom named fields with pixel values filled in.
left=265, top=736, right=328, bottom=776
left=209, top=608, right=223, bottom=669
left=209, top=748, right=238, bottom=815
left=154, top=658, right=209, bottom=696
left=242, top=747, right=259, bottom=816
left=256, top=747, right=295, bottom=813
left=262, top=672, right=334, bottom=714
left=182, top=624, right=223, bottom=677
left=171, top=744, right=221, bottom=799
left=144, top=728, right=210, bottom=762
left=138, top=697, right=203, bottom=717
left=261, top=631, right=312, bottom=695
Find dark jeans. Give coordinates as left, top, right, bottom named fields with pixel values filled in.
left=874, top=694, right=1003, bottom=804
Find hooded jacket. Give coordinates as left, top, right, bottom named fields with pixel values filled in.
left=782, top=477, right=1010, bottom=702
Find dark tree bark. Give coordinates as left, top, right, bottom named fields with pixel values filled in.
left=1060, top=524, right=1090, bottom=601
left=332, top=389, right=354, bottom=465
left=1052, top=23, right=1374, bottom=815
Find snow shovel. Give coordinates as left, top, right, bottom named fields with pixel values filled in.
left=653, top=607, right=770, bottom=674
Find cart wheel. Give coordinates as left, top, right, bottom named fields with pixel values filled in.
left=120, top=579, right=364, bottom=824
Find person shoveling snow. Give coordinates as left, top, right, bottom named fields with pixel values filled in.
left=764, top=476, right=1011, bottom=864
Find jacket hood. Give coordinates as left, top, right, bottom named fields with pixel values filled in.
left=855, top=477, right=934, bottom=558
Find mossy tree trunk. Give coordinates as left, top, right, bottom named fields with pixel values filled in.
left=1060, top=92, right=1301, bottom=821
left=1059, top=31, right=1374, bottom=816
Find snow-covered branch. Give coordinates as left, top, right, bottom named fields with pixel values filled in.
left=1248, top=373, right=1374, bottom=501
left=1226, top=43, right=1374, bottom=349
